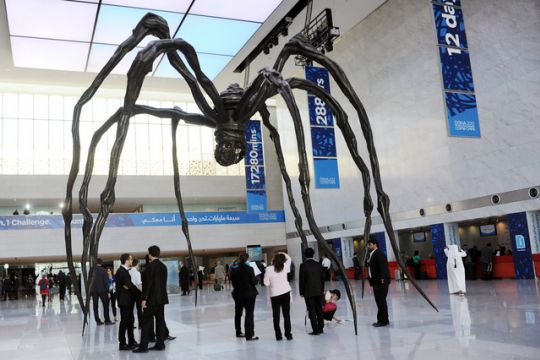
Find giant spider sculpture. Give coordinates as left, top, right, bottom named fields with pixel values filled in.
left=63, top=13, right=437, bottom=335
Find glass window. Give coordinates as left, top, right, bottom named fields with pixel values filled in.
left=33, top=120, right=49, bottom=174
left=49, top=96, right=64, bottom=120
left=64, top=96, right=78, bottom=121
left=149, top=124, right=164, bottom=175
left=3, top=93, right=18, bottom=118
left=19, top=94, right=34, bottom=119
left=34, top=95, right=49, bottom=120
left=2, top=118, right=18, bottom=174
left=0, top=92, right=235, bottom=177
left=93, top=98, right=107, bottom=122
left=120, top=121, right=136, bottom=175
left=135, top=121, right=149, bottom=175
left=18, top=119, right=33, bottom=174
left=49, top=120, right=65, bottom=175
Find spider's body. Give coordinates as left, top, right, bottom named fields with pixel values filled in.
left=63, top=13, right=437, bottom=335
left=214, top=84, right=248, bottom=166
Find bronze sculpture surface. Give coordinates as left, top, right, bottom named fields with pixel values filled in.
left=62, top=13, right=437, bottom=335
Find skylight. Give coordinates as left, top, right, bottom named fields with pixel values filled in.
left=5, top=0, right=284, bottom=80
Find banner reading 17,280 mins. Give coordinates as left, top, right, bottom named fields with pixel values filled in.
left=305, top=66, right=340, bottom=189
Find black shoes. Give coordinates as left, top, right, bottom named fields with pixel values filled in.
left=286, top=334, right=293, bottom=341
left=308, top=331, right=320, bottom=335
left=104, top=321, right=114, bottom=325
left=119, top=344, right=137, bottom=351
left=245, top=336, right=259, bottom=341
left=236, top=333, right=245, bottom=338
left=166, top=335, right=176, bottom=340
left=96, top=321, right=104, bottom=326
left=372, top=322, right=389, bottom=327
left=149, top=344, right=165, bottom=351
left=132, top=347, right=148, bottom=353
left=276, top=336, right=283, bottom=341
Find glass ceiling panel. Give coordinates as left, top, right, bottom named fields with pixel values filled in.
left=5, top=0, right=285, bottom=79
left=154, top=53, right=232, bottom=80
left=93, top=5, right=184, bottom=47
left=190, top=0, right=282, bottom=22
left=87, top=43, right=144, bottom=75
left=10, top=37, right=89, bottom=72
left=6, top=0, right=98, bottom=42
left=102, top=0, right=192, bottom=13
left=176, top=15, right=260, bottom=56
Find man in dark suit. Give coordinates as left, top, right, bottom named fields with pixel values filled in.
left=230, top=253, right=259, bottom=340
left=299, top=247, right=325, bottom=335
left=90, top=258, right=112, bottom=325
left=366, top=238, right=391, bottom=327
left=134, top=245, right=169, bottom=353
left=115, top=253, right=140, bottom=350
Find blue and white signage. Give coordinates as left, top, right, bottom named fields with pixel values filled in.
left=0, top=211, right=285, bottom=231
left=507, top=212, right=535, bottom=279
left=431, top=0, right=480, bottom=138
left=305, top=66, right=340, bottom=189
left=444, top=92, right=481, bottom=137
left=244, top=119, right=267, bottom=212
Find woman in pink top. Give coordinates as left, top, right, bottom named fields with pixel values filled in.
left=264, top=252, right=292, bottom=341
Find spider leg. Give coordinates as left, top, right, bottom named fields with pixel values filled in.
left=63, top=14, right=173, bottom=330
left=273, top=34, right=438, bottom=311
left=286, top=77, right=375, bottom=298
left=258, top=69, right=358, bottom=335
left=170, top=118, right=199, bottom=305
left=78, top=108, right=123, bottom=329
left=258, top=105, right=308, bottom=248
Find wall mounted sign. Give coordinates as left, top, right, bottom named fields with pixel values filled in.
left=305, top=66, right=340, bottom=188
left=432, top=0, right=480, bottom=138
left=244, top=119, right=267, bottom=211
left=0, top=211, right=285, bottom=231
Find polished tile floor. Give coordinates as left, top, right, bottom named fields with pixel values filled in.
left=0, top=279, right=539, bottom=359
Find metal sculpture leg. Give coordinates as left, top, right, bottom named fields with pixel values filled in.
left=259, top=70, right=358, bottom=335
left=286, top=78, right=374, bottom=296
left=258, top=105, right=308, bottom=248
left=274, top=35, right=438, bottom=311
left=171, top=118, right=198, bottom=305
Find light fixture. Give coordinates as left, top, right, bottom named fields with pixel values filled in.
left=3, top=264, right=8, bottom=270
left=25, top=203, right=30, bottom=210
left=59, top=202, right=64, bottom=209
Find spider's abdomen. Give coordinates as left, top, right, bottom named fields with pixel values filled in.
left=214, top=84, right=247, bottom=166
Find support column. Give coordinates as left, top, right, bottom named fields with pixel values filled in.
left=507, top=212, right=535, bottom=279
left=385, top=231, right=398, bottom=262
left=444, top=223, right=460, bottom=247
left=430, top=223, right=447, bottom=279
left=372, top=232, right=387, bottom=257
left=526, top=211, right=540, bottom=278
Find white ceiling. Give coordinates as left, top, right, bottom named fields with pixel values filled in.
left=5, top=0, right=283, bottom=79
left=0, top=0, right=387, bottom=93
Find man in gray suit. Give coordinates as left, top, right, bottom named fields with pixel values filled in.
left=299, top=247, right=325, bottom=335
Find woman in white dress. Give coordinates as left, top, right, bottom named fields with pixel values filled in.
left=444, top=244, right=467, bottom=295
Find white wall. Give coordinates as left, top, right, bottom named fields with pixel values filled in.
left=276, top=0, right=540, bottom=239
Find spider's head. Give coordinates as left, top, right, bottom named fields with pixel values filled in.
left=214, top=84, right=246, bottom=166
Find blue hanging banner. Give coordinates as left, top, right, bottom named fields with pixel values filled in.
left=430, top=223, right=448, bottom=279
left=431, top=0, right=480, bottom=138
left=507, top=212, right=535, bottom=279
left=372, top=232, right=387, bottom=257
left=305, top=66, right=340, bottom=189
left=244, top=119, right=267, bottom=212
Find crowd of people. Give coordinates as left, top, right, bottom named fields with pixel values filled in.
left=1, top=241, right=396, bottom=349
